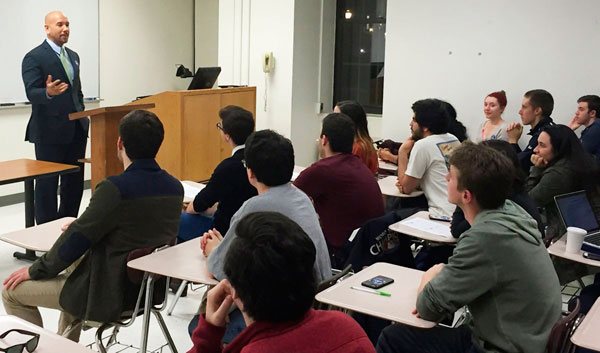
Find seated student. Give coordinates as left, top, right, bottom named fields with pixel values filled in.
left=294, top=113, right=384, bottom=259
left=418, top=139, right=546, bottom=271
left=506, top=89, right=555, bottom=173
left=189, top=212, right=375, bottom=353
left=334, top=101, right=378, bottom=174
left=179, top=106, right=257, bottom=242
left=451, top=139, right=544, bottom=237
left=377, top=100, right=466, bottom=165
left=395, top=98, right=460, bottom=217
left=526, top=124, right=599, bottom=239
left=204, top=129, right=331, bottom=282
left=377, top=142, right=562, bottom=353
left=475, top=90, right=509, bottom=142
left=568, top=94, right=600, bottom=164
left=2, top=110, right=183, bottom=341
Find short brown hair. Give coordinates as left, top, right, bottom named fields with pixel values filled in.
left=449, top=142, right=514, bottom=210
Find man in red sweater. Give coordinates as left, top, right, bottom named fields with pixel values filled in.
left=188, top=211, right=374, bottom=353
left=294, top=113, right=384, bottom=264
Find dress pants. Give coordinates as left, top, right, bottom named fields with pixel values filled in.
left=33, top=126, right=87, bottom=225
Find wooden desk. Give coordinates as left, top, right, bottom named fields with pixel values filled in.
left=389, top=211, right=456, bottom=244
left=181, top=180, right=206, bottom=203
left=0, top=217, right=74, bottom=252
left=315, top=262, right=435, bottom=328
left=0, top=159, right=79, bottom=261
left=378, top=160, right=397, bottom=172
left=378, top=176, right=424, bottom=198
left=127, top=238, right=217, bottom=353
left=0, top=315, right=94, bottom=353
left=547, top=235, right=600, bottom=268
left=571, top=298, right=600, bottom=350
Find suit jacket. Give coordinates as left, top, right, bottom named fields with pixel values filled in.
left=28, top=159, right=184, bottom=322
left=22, top=40, right=89, bottom=144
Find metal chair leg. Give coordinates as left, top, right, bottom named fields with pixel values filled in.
left=95, top=324, right=111, bottom=353
left=167, top=280, right=188, bottom=315
left=153, top=310, right=179, bottom=353
left=140, top=274, right=155, bottom=353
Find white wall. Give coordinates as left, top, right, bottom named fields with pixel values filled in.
left=0, top=0, right=194, bottom=197
left=382, top=0, right=600, bottom=144
left=218, top=0, right=338, bottom=166
left=195, top=0, right=219, bottom=68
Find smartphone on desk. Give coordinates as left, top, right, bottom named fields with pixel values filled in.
left=361, top=275, right=394, bottom=289
left=583, top=252, right=600, bottom=261
left=429, top=214, right=451, bottom=222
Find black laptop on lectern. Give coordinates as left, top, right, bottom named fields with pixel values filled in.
left=554, top=191, right=600, bottom=254
left=188, top=67, right=221, bottom=90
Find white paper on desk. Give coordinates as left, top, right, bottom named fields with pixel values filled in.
left=291, top=172, right=300, bottom=181
left=182, top=182, right=203, bottom=199
left=399, top=218, right=452, bottom=238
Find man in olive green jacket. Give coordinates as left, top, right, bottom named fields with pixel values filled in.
left=2, top=110, right=183, bottom=341
left=377, top=142, right=561, bottom=353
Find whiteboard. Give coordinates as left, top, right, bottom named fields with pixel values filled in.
left=0, top=1, right=99, bottom=104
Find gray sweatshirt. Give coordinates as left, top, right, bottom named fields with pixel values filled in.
left=417, top=200, right=561, bottom=353
left=208, top=183, right=332, bottom=282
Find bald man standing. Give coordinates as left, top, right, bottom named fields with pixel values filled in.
left=22, top=11, right=88, bottom=226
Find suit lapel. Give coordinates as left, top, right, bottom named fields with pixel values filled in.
left=41, top=40, right=70, bottom=83
left=66, top=47, right=79, bottom=80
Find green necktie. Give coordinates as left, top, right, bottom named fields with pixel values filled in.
left=60, top=47, right=73, bottom=84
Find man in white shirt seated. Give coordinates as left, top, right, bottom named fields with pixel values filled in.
left=395, top=98, right=461, bottom=218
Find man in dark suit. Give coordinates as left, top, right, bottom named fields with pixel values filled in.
left=22, top=11, right=89, bottom=225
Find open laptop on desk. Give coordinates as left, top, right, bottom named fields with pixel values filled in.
left=555, top=191, right=600, bottom=254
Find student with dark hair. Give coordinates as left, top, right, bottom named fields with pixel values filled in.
left=3, top=110, right=183, bottom=341
left=568, top=94, right=600, bottom=164
left=450, top=140, right=544, bottom=238
left=526, top=124, right=600, bottom=239
left=395, top=99, right=460, bottom=218
left=377, top=142, right=561, bottom=353
left=204, top=129, right=331, bottom=282
left=335, top=100, right=378, bottom=173
left=506, top=89, right=555, bottom=173
left=189, top=212, right=374, bottom=353
left=439, top=100, right=468, bottom=142
left=476, top=90, right=508, bottom=142
left=294, top=113, right=384, bottom=261
left=179, top=106, right=257, bottom=243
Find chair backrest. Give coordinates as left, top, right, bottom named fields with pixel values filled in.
left=313, top=265, right=353, bottom=310
left=546, top=298, right=581, bottom=353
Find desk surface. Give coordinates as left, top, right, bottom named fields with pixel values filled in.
left=378, top=160, right=397, bottom=172
left=378, top=176, right=424, bottom=198
left=389, top=211, right=456, bottom=244
left=182, top=180, right=206, bottom=203
left=0, top=159, right=79, bottom=185
left=0, top=217, right=74, bottom=252
left=291, top=165, right=305, bottom=182
left=127, top=238, right=218, bottom=286
left=0, top=315, right=94, bottom=353
left=315, top=262, right=435, bottom=328
left=547, top=235, right=600, bottom=268
left=571, top=298, right=600, bottom=350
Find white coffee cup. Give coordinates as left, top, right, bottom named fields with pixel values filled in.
left=565, top=227, right=587, bottom=254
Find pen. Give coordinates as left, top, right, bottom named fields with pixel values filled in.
left=350, top=286, right=391, bottom=296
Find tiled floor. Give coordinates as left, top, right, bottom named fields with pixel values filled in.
left=0, top=190, right=205, bottom=352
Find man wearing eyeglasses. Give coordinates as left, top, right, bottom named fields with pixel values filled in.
left=179, top=105, right=257, bottom=243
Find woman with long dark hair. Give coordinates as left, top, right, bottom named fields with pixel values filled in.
left=527, top=124, right=600, bottom=238
left=334, top=100, right=378, bottom=174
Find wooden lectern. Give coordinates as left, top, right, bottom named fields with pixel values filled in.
left=70, top=104, right=154, bottom=189
left=132, top=87, right=256, bottom=181
left=70, top=87, right=256, bottom=189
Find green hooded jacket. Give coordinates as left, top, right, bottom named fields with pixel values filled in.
left=417, top=200, right=561, bottom=353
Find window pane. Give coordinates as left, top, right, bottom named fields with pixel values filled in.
left=333, top=0, right=386, bottom=114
